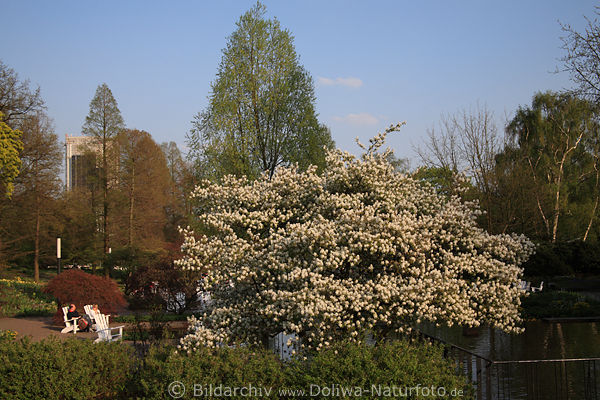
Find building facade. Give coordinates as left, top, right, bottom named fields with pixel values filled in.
left=65, top=135, right=98, bottom=190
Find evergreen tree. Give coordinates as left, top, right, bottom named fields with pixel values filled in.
left=82, top=83, right=125, bottom=273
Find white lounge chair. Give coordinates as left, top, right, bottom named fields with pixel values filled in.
left=531, top=281, right=544, bottom=293
left=84, top=305, right=110, bottom=331
left=60, top=306, right=79, bottom=334
left=94, top=313, right=124, bottom=343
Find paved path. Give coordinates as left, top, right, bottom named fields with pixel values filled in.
left=0, top=316, right=97, bottom=341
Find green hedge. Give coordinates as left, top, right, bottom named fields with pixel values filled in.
left=0, top=337, right=134, bottom=399
left=127, top=340, right=473, bottom=399
left=0, top=337, right=473, bottom=399
left=287, top=340, right=473, bottom=399
left=133, top=345, right=288, bottom=399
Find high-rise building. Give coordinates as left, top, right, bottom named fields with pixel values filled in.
left=65, top=135, right=99, bottom=190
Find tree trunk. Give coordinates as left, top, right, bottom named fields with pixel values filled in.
left=584, top=167, right=600, bottom=242
left=552, top=173, right=562, bottom=243
left=34, top=193, right=40, bottom=282
left=527, top=156, right=551, bottom=238
left=103, top=134, right=110, bottom=277
left=128, top=164, right=135, bottom=247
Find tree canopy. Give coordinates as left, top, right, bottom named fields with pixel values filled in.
left=0, top=113, right=23, bottom=198
left=505, top=91, right=599, bottom=242
left=188, top=2, right=333, bottom=180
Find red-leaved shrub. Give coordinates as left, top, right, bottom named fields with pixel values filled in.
left=43, top=269, right=127, bottom=323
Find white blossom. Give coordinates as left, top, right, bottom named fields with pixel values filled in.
left=176, top=124, right=534, bottom=352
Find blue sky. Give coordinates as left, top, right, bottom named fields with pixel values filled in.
left=1, top=1, right=596, bottom=164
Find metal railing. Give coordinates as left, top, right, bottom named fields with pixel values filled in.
left=419, top=331, right=600, bottom=400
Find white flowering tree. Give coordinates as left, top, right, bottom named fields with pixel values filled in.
left=176, top=124, right=534, bottom=353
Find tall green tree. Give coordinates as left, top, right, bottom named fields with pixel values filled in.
left=506, top=91, right=599, bottom=242
left=188, top=2, right=333, bottom=180
left=11, top=112, right=62, bottom=281
left=82, top=83, right=124, bottom=271
left=114, top=129, right=171, bottom=251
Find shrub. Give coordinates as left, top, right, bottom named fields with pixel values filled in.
left=130, top=345, right=287, bottom=399
left=43, top=269, right=127, bottom=323
left=0, top=330, right=17, bottom=341
left=287, top=340, right=474, bottom=399
left=130, top=339, right=473, bottom=399
left=0, top=337, right=134, bottom=400
left=126, top=243, right=203, bottom=314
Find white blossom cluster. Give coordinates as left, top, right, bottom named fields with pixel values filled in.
left=176, top=126, right=534, bottom=353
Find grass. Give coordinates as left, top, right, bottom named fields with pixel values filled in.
left=522, top=290, right=600, bottom=319
left=0, top=278, right=56, bottom=318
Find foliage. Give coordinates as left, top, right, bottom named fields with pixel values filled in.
left=107, top=246, right=164, bottom=283
left=160, top=141, right=196, bottom=242
left=113, top=129, right=171, bottom=250
left=521, top=291, right=600, bottom=319
left=0, top=113, right=23, bottom=198
left=0, top=335, right=473, bottom=399
left=522, top=240, right=600, bottom=277
left=0, top=278, right=56, bottom=317
left=132, top=339, right=472, bottom=399
left=126, top=244, right=204, bottom=314
left=177, top=125, right=534, bottom=353
left=287, top=339, right=473, bottom=399
left=505, top=91, right=600, bottom=242
left=82, top=83, right=125, bottom=143
left=412, top=165, right=473, bottom=198
left=188, top=2, right=333, bottom=180
left=55, top=189, right=102, bottom=266
left=82, top=83, right=125, bottom=265
left=2, top=112, right=62, bottom=281
left=42, top=269, right=127, bottom=323
left=133, top=345, right=288, bottom=399
left=0, top=330, right=17, bottom=341
left=0, top=337, right=134, bottom=400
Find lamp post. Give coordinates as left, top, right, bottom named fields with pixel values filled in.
left=57, top=238, right=62, bottom=274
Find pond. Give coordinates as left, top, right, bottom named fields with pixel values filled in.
left=419, top=320, right=600, bottom=361
left=418, top=320, right=600, bottom=399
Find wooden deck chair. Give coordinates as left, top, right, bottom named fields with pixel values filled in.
left=60, top=306, right=79, bottom=334
left=84, top=305, right=110, bottom=331
left=94, top=313, right=124, bottom=343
